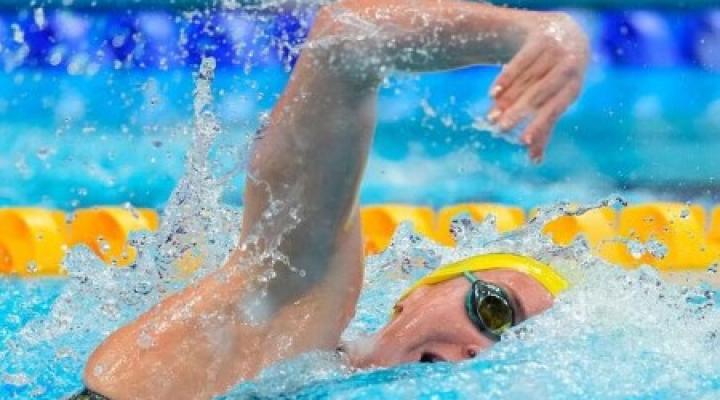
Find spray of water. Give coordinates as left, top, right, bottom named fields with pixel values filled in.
left=1, top=4, right=719, bottom=399
left=0, top=56, right=249, bottom=398
left=223, top=199, right=720, bottom=399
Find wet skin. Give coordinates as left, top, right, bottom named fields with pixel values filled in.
left=347, top=269, right=555, bottom=368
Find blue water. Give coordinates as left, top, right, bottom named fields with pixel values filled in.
left=2, top=5, right=720, bottom=400
left=221, top=220, right=720, bottom=399
left=1, top=66, right=720, bottom=210
left=4, top=221, right=719, bottom=399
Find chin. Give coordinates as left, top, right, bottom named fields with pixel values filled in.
left=342, top=333, right=383, bottom=368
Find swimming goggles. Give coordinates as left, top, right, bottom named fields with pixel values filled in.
left=462, top=271, right=515, bottom=341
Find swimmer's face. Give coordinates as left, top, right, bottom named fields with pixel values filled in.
left=346, top=269, right=554, bottom=367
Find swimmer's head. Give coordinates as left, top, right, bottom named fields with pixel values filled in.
left=345, top=254, right=568, bottom=367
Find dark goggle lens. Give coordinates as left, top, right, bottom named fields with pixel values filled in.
left=466, top=279, right=515, bottom=340
left=477, top=295, right=513, bottom=333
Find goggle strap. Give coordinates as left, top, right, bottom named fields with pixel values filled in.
left=462, top=271, right=477, bottom=284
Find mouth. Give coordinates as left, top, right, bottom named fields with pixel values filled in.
left=419, top=351, right=446, bottom=363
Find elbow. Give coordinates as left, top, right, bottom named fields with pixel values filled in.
left=82, top=331, right=137, bottom=399
left=308, top=2, right=357, bottom=43
left=82, top=360, right=103, bottom=395
left=304, top=4, right=357, bottom=61
left=302, top=2, right=383, bottom=85
left=82, top=341, right=115, bottom=395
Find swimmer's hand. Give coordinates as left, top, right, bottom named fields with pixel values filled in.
left=487, top=13, right=589, bottom=162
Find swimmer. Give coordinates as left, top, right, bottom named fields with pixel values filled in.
left=75, top=1, right=589, bottom=399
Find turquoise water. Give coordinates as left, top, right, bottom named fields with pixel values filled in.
left=2, top=214, right=720, bottom=399
left=2, top=66, right=720, bottom=210
left=2, top=8, right=720, bottom=398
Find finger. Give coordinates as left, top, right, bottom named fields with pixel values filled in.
left=496, top=84, right=538, bottom=131
left=527, top=62, right=583, bottom=110
left=494, top=50, right=556, bottom=111
left=490, top=40, right=543, bottom=100
left=496, top=61, right=573, bottom=131
left=522, top=83, right=579, bottom=161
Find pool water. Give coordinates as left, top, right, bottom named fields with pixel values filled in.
left=2, top=66, right=720, bottom=211
left=2, top=5, right=720, bottom=400
left=2, top=206, right=720, bottom=399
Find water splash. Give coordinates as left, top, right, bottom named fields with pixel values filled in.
left=153, top=56, right=244, bottom=281
left=0, top=6, right=718, bottom=399
left=223, top=200, right=720, bottom=399
left=471, top=117, right=525, bottom=146
left=0, top=56, right=248, bottom=398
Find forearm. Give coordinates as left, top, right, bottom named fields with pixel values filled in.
left=306, top=0, right=551, bottom=79
left=85, top=246, right=361, bottom=400
left=83, top=267, right=256, bottom=399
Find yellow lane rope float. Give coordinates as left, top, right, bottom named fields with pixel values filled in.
left=360, top=205, right=435, bottom=255
left=0, top=207, right=159, bottom=276
left=0, top=208, right=67, bottom=276
left=434, top=204, right=525, bottom=246
left=617, top=203, right=712, bottom=269
left=2, top=202, right=720, bottom=276
left=68, top=207, right=159, bottom=267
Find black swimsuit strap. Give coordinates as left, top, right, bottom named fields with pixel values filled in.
left=67, top=388, right=112, bottom=400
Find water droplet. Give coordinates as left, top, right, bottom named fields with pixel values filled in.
left=26, top=261, right=38, bottom=273
left=627, top=239, right=645, bottom=259
left=100, top=301, right=120, bottom=319
left=137, top=330, right=155, bottom=349
left=134, top=281, right=153, bottom=295
left=14, top=156, right=31, bottom=178
left=646, top=239, right=668, bottom=259
left=97, top=236, right=111, bottom=253
left=55, top=347, right=75, bottom=359
left=33, top=8, right=46, bottom=29
left=124, top=202, right=140, bottom=219
left=3, top=372, right=30, bottom=386
left=679, top=208, right=690, bottom=219
left=11, top=24, right=24, bottom=44
left=35, top=147, right=52, bottom=161
left=6, top=313, right=21, bottom=325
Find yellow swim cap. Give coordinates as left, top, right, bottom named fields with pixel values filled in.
left=396, top=253, right=569, bottom=304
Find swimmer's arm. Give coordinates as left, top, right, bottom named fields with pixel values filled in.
left=83, top=2, right=587, bottom=399
left=310, top=0, right=589, bottom=160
